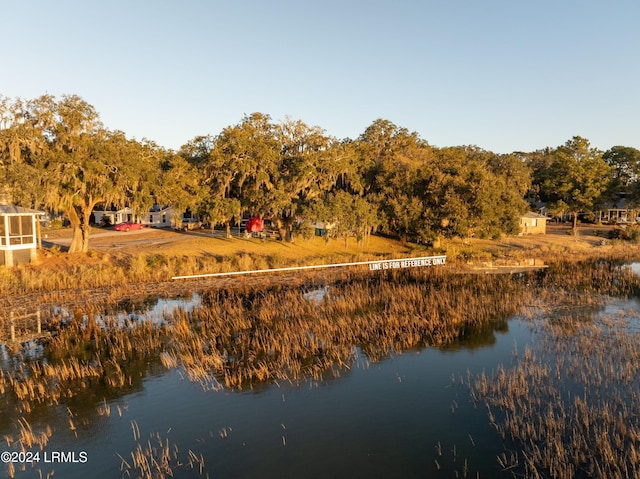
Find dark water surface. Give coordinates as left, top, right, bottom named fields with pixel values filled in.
left=1, top=311, right=536, bottom=479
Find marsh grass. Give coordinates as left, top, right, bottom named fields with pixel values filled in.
left=3, top=252, right=640, bottom=478
left=4, top=254, right=640, bottom=408
left=1, top=418, right=53, bottom=478
left=118, top=427, right=208, bottom=479
left=0, top=235, right=414, bottom=298
left=473, top=298, right=640, bottom=478
left=0, top=266, right=531, bottom=414
left=154, top=268, right=533, bottom=389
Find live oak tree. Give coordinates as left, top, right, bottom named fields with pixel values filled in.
left=178, top=135, right=215, bottom=168
left=303, top=191, right=378, bottom=248
left=0, top=94, right=161, bottom=253
left=353, top=119, right=432, bottom=242
left=206, top=113, right=281, bottom=216
left=353, top=120, right=529, bottom=243
left=275, top=118, right=347, bottom=241
left=198, top=114, right=350, bottom=241
left=537, top=136, right=612, bottom=232
left=188, top=114, right=281, bottom=238
left=603, top=146, right=640, bottom=190
left=157, top=153, right=205, bottom=224
left=204, top=197, right=241, bottom=238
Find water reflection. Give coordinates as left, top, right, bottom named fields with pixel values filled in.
left=0, top=340, right=43, bottom=368
left=628, top=261, right=640, bottom=276
left=0, top=312, right=536, bottom=479
left=108, top=293, right=202, bottom=325
left=302, top=286, right=331, bottom=304
left=49, top=293, right=202, bottom=327
left=7, top=265, right=639, bottom=478
left=439, top=318, right=510, bottom=351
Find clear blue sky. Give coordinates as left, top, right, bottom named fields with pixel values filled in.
left=3, top=0, right=639, bottom=153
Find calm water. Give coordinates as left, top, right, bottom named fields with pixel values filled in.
left=1, top=313, right=533, bottom=478
left=2, top=288, right=638, bottom=478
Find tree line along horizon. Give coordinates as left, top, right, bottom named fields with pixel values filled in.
left=1, top=94, right=639, bottom=254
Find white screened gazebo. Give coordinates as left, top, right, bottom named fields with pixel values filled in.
left=0, top=204, right=45, bottom=267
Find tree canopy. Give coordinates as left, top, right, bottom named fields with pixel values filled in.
left=2, top=93, right=637, bottom=255
left=534, top=136, right=611, bottom=231
left=0, top=94, right=167, bottom=252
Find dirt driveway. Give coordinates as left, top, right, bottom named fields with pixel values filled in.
left=43, top=227, right=215, bottom=251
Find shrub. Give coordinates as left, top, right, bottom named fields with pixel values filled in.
left=609, top=226, right=640, bottom=242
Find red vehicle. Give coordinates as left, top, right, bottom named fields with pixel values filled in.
left=244, top=217, right=264, bottom=233
left=115, top=221, right=143, bottom=232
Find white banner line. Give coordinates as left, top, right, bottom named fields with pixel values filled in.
left=171, top=255, right=447, bottom=280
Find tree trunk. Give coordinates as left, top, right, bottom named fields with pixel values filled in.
left=225, top=222, right=231, bottom=238
left=67, top=205, right=92, bottom=253
left=81, top=208, right=92, bottom=252
left=275, top=218, right=288, bottom=242
left=67, top=207, right=83, bottom=253
left=573, top=212, right=578, bottom=236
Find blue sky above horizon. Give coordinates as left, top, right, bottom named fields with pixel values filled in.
left=3, top=0, right=639, bottom=153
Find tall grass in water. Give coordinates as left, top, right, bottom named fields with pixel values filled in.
left=473, top=282, right=640, bottom=478
left=117, top=423, right=207, bottom=479
left=9, top=256, right=637, bottom=409
left=3, top=255, right=640, bottom=478
left=162, top=268, right=531, bottom=388
left=0, top=313, right=166, bottom=414
left=0, top=267, right=531, bottom=414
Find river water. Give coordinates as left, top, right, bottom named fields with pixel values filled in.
left=2, top=278, right=639, bottom=478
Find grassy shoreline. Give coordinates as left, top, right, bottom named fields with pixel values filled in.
left=3, top=224, right=640, bottom=316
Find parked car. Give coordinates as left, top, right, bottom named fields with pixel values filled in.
left=115, top=221, right=143, bottom=232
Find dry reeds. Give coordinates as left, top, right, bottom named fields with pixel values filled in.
left=3, top=251, right=640, bottom=479
left=474, top=302, right=640, bottom=478
left=157, top=268, right=530, bottom=389
left=118, top=424, right=207, bottom=479
left=1, top=265, right=534, bottom=413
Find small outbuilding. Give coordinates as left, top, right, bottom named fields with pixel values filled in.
left=520, top=212, right=547, bottom=235
left=0, top=202, right=45, bottom=267
left=310, top=221, right=336, bottom=237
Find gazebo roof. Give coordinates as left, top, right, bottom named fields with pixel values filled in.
left=0, top=204, right=45, bottom=216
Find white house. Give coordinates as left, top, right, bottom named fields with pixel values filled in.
left=92, top=205, right=177, bottom=228
left=141, top=206, right=175, bottom=228
left=596, top=197, right=637, bottom=224
left=92, top=207, right=135, bottom=226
